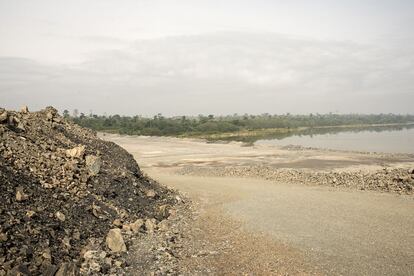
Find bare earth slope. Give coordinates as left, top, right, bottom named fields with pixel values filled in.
left=103, top=134, right=414, bottom=275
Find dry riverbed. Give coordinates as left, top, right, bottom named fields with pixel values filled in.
left=101, top=133, right=414, bottom=275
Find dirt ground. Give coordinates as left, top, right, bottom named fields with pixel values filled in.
left=99, top=134, right=414, bottom=172
left=102, top=134, right=414, bottom=275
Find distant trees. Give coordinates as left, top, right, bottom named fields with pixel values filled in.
left=70, top=112, right=414, bottom=137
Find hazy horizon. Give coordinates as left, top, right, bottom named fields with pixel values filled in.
left=1, top=0, right=414, bottom=116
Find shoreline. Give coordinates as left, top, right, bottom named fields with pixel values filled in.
left=101, top=133, right=414, bottom=195
left=180, top=122, right=414, bottom=141
left=99, top=132, right=414, bottom=159
left=97, top=122, right=414, bottom=143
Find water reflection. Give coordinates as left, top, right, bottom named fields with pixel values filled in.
left=270, top=124, right=414, bottom=140
left=254, top=124, right=414, bottom=153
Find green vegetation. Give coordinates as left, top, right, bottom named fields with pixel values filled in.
left=68, top=111, right=414, bottom=141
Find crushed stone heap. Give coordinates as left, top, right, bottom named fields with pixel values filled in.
left=0, top=106, right=178, bottom=275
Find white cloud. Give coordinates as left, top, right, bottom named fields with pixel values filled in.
left=1, top=32, right=413, bottom=115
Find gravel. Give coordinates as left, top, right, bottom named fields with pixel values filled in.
left=177, top=165, right=414, bottom=195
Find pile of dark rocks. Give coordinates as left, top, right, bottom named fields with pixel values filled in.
left=0, top=107, right=179, bottom=275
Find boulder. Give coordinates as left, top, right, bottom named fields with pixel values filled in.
left=106, top=229, right=126, bottom=252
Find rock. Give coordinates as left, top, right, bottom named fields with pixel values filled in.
left=43, top=264, right=58, bottom=276
left=62, top=236, right=71, bottom=250
left=145, top=218, right=157, bottom=234
left=66, top=145, right=85, bottom=158
left=106, top=229, right=127, bottom=252
left=55, top=211, right=66, bottom=222
left=46, top=112, right=54, bottom=120
left=15, top=188, right=28, bottom=202
left=99, top=251, right=106, bottom=259
left=42, top=248, right=52, bottom=260
left=55, top=263, right=78, bottom=276
left=44, top=106, right=58, bottom=121
left=82, top=250, right=101, bottom=273
left=0, top=110, right=7, bottom=123
left=0, top=232, right=7, bottom=242
left=85, top=155, right=101, bottom=176
left=146, top=189, right=156, bottom=198
left=7, top=115, right=15, bottom=127
left=129, top=219, right=144, bottom=233
left=115, top=260, right=123, bottom=267
left=112, top=219, right=123, bottom=227
left=20, top=106, right=29, bottom=113
left=8, top=264, right=30, bottom=275
left=26, top=210, right=36, bottom=218
left=122, top=224, right=131, bottom=232
left=105, top=257, right=112, bottom=266
left=72, top=230, right=81, bottom=241
left=157, top=220, right=169, bottom=231
left=157, top=205, right=171, bottom=219
left=17, top=121, right=26, bottom=131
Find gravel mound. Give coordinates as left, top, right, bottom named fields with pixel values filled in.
left=178, top=166, right=414, bottom=194
left=0, top=107, right=178, bottom=275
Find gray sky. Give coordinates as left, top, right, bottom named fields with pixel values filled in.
left=1, top=0, right=413, bottom=115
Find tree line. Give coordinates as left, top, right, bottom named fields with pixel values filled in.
left=65, top=110, right=414, bottom=137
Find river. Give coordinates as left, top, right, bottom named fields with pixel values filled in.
left=256, top=125, right=414, bottom=154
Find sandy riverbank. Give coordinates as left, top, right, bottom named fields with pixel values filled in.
left=100, top=133, right=414, bottom=194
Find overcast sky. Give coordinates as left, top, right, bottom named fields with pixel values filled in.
left=1, top=0, right=413, bottom=116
